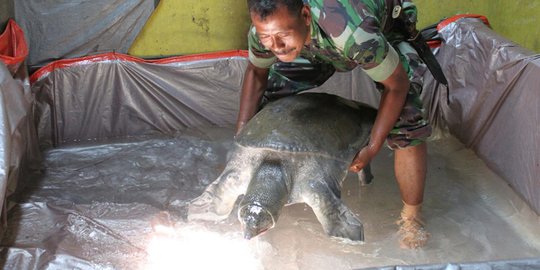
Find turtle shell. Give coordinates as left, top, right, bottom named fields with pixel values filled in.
left=236, top=93, right=377, bottom=161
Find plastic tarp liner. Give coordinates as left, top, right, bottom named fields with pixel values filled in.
left=30, top=51, right=251, bottom=148
left=0, top=18, right=40, bottom=237
left=422, top=17, right=540, bottom=215
left=1, top=17, right=539, bottom=269
left=29, top=50, right=381, bottom=149
left=0, top=59, right=40, bottom=237
left=370, top=258, right=540, bottom=270
left=0, top=19, right=29, bottom=77
left=14, top=0, right=155, bottom=70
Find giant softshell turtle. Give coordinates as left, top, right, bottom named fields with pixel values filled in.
left=188, top=92, right=377, bottom=241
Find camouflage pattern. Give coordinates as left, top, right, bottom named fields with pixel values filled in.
left=249, top=0, right=418, bottom=74
left=265, top=60, right=336, bottom=100
left=248, top=0, right=431, bottom=149
left=386, top=81, right=431, bottom=149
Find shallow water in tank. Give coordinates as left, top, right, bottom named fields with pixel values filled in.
left=2, top=127, right=539, bottom=269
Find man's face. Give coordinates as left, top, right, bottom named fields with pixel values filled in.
left=251, top=5, right=311, bottom=62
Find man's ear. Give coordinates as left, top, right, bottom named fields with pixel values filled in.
left=301, top=5, right=311, bottom=25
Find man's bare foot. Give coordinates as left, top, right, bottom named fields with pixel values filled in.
left=397, top=215, right=429, bottom=248
left=397, top=203, right=430, bottom=249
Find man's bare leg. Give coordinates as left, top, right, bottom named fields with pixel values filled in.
left=394, top=142, right=430, bottom=248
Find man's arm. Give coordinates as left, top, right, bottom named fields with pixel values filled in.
left=349, top=63, right=409, bottom=172
left=236, top=61, right=270, bottom=135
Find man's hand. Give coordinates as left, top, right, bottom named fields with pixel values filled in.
left=235, top=121, right=248, bottom=137
left=349, top=59, right=410, bottom=172
left=349, top=143, right=380, bottom=173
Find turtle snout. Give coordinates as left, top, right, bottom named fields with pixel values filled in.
left=238, top=204, right=275, bottom=240
left=243, top=227, right=262, bottom=240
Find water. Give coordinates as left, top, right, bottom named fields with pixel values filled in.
left=2, top=128, right=539, bottom=269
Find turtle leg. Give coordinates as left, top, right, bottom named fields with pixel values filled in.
left=188, top=147, right=263, bottom=221
left=357, top=162, right=374, bottom=186
left=297, top=159, right=364, bottom=241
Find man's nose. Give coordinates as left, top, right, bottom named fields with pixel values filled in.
left=270, top=36, right=285, bottom=51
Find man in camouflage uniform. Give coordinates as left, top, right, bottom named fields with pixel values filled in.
left=238, top=0, right=431, bottom=248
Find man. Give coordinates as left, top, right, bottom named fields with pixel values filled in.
left=237, top=0, right=431, bottom=249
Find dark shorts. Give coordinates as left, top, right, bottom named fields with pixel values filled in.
left=263, top=43, right=431, bottom=149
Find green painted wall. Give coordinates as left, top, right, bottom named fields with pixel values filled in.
left=131, top=0, right=540, bottom=56
left=415, top=0, right=540, bottom=52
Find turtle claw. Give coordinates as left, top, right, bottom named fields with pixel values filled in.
left=326, top=212, right=364, bottom=241
left=357, top=163, right=374, bottom=186
left=328, top=225, right=364, bottom=242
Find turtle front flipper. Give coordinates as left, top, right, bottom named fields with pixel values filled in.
left=303, top=179, right=364, bottom=241
left=188, top=169, right=242, bottom=221
left=188, top=147, right=262, bottom=221
left=357, top=163, right=374, bottom=186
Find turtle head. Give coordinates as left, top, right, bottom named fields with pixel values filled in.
left=238, top=203, right=275, bottom=240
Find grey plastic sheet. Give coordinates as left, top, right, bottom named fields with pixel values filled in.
left=0, top=61, right=40, bottom=235
left=14, top=0, right=155, bottom=70
left=371, top=258, right=540, bottom=270
left=29, top=51, right=378, bottom=149
left=422, top=18, right=540, bottom=215
left=31, top=53, right=249, bottom=148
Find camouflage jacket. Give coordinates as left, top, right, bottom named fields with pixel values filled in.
left=248, top=0, right=417, bottom=82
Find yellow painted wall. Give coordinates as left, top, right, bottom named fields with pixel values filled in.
left=129, top=0, right=251, bottom=57
left=129, top=0, right=540, bottom=57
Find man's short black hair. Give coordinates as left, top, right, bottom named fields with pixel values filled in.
left=247, top=0, right=304, bottom=20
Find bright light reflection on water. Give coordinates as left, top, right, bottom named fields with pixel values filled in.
left=143, top=224, right=264, bottom=270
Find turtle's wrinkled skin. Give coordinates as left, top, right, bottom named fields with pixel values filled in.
left=188, top=93, right=377, bottom=241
